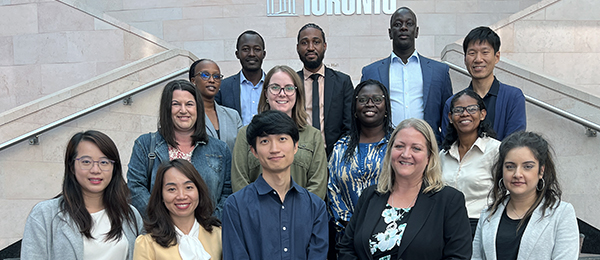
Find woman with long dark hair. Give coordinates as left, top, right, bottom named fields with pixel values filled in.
left=127, top=79, right=231, bottom=219
left=21, top=130, right=143, bottom=260
left=134, top=159, right=222, bottom=260
left=328, top=79, right=394, bottom=235
left=472, top=132, right=579, bottom=259
left=440, top=89, right=499, bottom=236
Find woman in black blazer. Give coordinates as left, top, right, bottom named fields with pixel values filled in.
left=337, top=118, right=472, bottom=260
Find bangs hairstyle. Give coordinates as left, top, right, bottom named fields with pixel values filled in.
left=343, top=79, right=394, bottom=162
left=297, top=23, right=326, bottom=43
left=377, top=118, right=443, bottom=194
left=487, top=131, right=561, bottom=230
left=441, top=89, right=496, bottom=151
left=61, top=130, right=137, bottom=241
left=246, top=110, right=300, bottom=151
left=145, top=159, right=220, bottom=248
left=257, top=65, right=308, bottom=130
left=158, top=79, right=208, bottom=147
left=463, top=26, right=501, bottom=54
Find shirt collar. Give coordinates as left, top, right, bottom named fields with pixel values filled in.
left=390, top=49, right=420, bottom=65
left=448, top=136, right=488, bottom=160
left=468, top=76, right=500, bottom=97
left=303, top=65, right=326, bottom=81
left=255, top=174, right=303, bottom=196
left=239, top=70, right=265, bottom=86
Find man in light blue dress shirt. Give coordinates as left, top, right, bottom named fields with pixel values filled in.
left=361, top=7, right=453, bottom=143
left=216, top=30, right=267, bottom=125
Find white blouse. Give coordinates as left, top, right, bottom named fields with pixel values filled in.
left=440, top=136, right=500, bottom=218
left=83, top=209, right=128, bottom=260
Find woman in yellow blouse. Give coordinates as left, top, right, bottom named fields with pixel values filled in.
left=134, top=159, right=222, bottom=260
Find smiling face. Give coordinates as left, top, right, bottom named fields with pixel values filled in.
left=266, top=71, right=297, bottom=117
left=503, top=147, right=544, bottom=200
left=74, top=141, right=113, bottom=198
left=297, top=27, right=327, bottom=71
left=162, top=167, right=199, bottom=222
left=390, top=127, right=429, bottom=181
left=449, top=94, right=486, bottom=136
left=236, top=33, right=266, bottom=72
left=356, top=84, right=386, bottom=128
left=389, top=8, right=419, bottom=54
left=171, top=89, right=197, bottom=133
left=464, top=40, right=500, bottom=82
left=251, top=134, right=299, bottom=175
left=190, top=60, right=221, bottom=100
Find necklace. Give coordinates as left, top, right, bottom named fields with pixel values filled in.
left=509, top=203, right=526, bottom=219
left=390, top=191, right=419, bottom=209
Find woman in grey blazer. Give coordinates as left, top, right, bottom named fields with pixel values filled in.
left=21, top=130, right=144, bottom=260
left=190, top=59, right=243, bottom=152
left=472, top=132, right=579, bottom=260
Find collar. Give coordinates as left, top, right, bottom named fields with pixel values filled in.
left=468, top=76, right=500, bottom=97
left=255, top=174, right=303, bottom=196
left=302, top=65, right=326, bottom=80
left=391, top=49, right=420, bottom=65
left=447, top=136, right=488, bottom=160
left=239, top=70, right=265, bottom=86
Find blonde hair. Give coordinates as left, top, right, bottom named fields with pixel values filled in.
left=257, top=65, right=308, bottom=130
left=377, top=118, right=444, bottom=194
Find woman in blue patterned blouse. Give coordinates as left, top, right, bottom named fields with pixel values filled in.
left=328, top=79, right=394, bottom=238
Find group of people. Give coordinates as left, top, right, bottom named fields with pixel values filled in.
left=20, top=5, right=580, bottom=260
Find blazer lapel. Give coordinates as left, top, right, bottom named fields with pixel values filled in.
left=205, top=113, right=217, bottom=137
left=323, top=67, right=333, bottom=122
left=517, top=204, right=551, bottom=260
left=419, top=54, right=432, bottom=106
left=57, top=213, right=84, bottom=259
left=483, top=202, right=505, bottom=260
left=378, top=57, right=391, bottom=89
left=363, top=192, right=390, bottom=260
left=233, top=72, right=242, bottom=112
left=396, top=190, right=434, bottom=258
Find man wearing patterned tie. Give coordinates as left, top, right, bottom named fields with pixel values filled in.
left=296, top=23, right=354, bottom=158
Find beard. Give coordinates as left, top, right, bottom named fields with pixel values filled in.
left=299, top=52, right=325, bottom=70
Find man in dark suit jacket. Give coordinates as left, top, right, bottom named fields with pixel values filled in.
left=216, top=30, right=266, bottom=126
left=296, top=23, right=353, bottom=158
left=361, top=7, right=452, bottom=144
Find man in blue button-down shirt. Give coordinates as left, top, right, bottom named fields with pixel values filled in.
left=222, top=110, right=328, bottom=260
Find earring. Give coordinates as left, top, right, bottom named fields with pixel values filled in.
left=536, top=179, right=545, bottom=191
left=354, top=113, right=358, bottom=118
left=498, top=178, right=505, bottom=191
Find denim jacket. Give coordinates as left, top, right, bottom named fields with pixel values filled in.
left=127, top=132, right=232, bottom=219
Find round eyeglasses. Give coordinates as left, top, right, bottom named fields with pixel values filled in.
left=268, top=84, right=297, bottom=96
left=451, top=105, right=480, bottom=115
left=76, top=156, right=114, bottom=171
left=356, top=95, right=385, bottom=105
left=194, top=71, right=223, bottom=81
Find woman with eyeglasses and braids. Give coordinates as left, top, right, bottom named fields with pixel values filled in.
left=189, top=59, right=242, bottom=153
left=127, top=79, right=231, bottom=220
left=230, top=65, right=328, bottom=200
left=21, top=130, right=144, bottom=260
left=439, top=89, right=500, bottom=237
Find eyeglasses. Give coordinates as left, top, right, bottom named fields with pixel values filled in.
left=194, top=71, right=223, bottom=81
left=356, top=95, right=385, bottom=105
left=267, top=84, right=297, bottom=96
left=451, top=105, right=480, bottom=115
left=76, top=156, right=115, bottom=171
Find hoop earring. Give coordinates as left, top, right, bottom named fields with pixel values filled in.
left=498, top=178, right=505, bottom=191
left=537, top=178, right=545, bottom=191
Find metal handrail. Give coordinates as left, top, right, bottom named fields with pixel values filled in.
left=0, top=68, right=189, bottom=151
left=444, top=61, right=600, bottom=135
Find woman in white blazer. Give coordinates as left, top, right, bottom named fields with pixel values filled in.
left=472, top=131, right=579, bottom=260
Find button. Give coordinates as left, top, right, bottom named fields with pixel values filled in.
left=282, top=226, right=287, bottom=230
left=284, top=248, right=288, bottom=252
left=273, top=191, right=277, bottom=195
left=282, top=205, right=285, bottom=209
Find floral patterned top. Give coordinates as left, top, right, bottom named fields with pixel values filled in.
left=369, top=204, right=413, bottom=259
left=168, top=145, right=195, bottom=161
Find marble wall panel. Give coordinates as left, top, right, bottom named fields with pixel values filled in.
left=284, top=15, right=330, bottom=39
left=40, top=62, right=97, bottom=95
left=129, top=21, right=164, bottom=39
left=0, top=4, right=38, bottom=36
left=13, top=32, right=69, bottom=65
left=202, top=17, right=252, bottom=41
left=0, top=64, right=43, bottom=113
left=182, top=5, right=223, bottom=19
left=545, top=0, right=600, bottom=21
left=0, top=200, right=39, bottom=240
left=514, top=21, right=575, bottom=53
left=434, top=1, right=479, bottom=13
left=456, top=13, right=505, bottom=36
left=543, top=53, right=600, bottom=86
left=184, top=40, right=226, bottom=62
left=415, top=13, right=457, bottom=35
left=328, top=15, right=372, bottom=37
left=66, top=29, right=125, bottom=62
left=573, top=21, right=600, bottom=53
left=163, top=19, right=204, bottom=42
left=38, top=1, right=94, bottom=33
left=1, top=160, right=62, bottom=198
left=106, top=7, right=182, bottom=23
left=0, top=36, right=13, bottom=65
left=123, top=32, right=167, bottom=61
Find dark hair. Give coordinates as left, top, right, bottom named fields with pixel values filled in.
left=158, top=79, right=208, bottom=147
left=145, top=159, right=221, bottom=248
left=343, top=79, right=394, bottom=162
left=188, top=59, right=216, bottom=81
left=297, top=23, right=326, bottom=43
left=60, top=130, right=137, bottom=241
left=236, top=30, right=265, bottom=50
left=441, top=89, right=496, bottom=150
left=257, top=65, right=308, bottom=130
left=246, top=110, right=300, bottom=151
left=390, top=7, right=417, bottom=27
left=488, top=131, right=561, bottom=229
left=463, top=26, right=501, bottom=54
